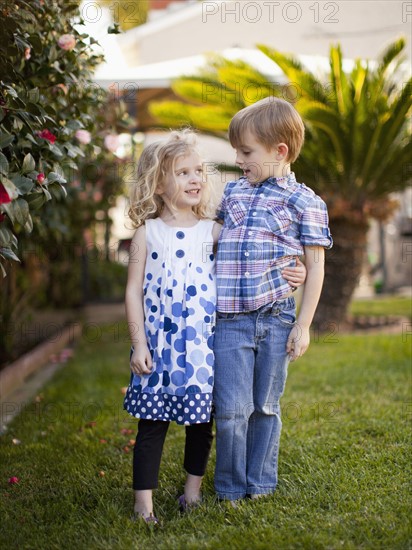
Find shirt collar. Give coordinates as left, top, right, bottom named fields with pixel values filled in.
left=240, top=172, right=296, bottom=190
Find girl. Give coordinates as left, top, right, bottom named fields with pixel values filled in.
left=123, top=130, right=305, bottom=524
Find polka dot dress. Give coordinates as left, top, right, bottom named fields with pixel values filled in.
left=124, top=218, right=216, bottom=425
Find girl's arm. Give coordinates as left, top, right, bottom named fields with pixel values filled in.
left=212, top=221, right=222, bottom=244
left=282, top=256, right=306, bottom=288
left=212, top=221, right=222, bottom=254
left=286, top=246, right=325, bottom=361
left=125, top=225, right=153, bottom=375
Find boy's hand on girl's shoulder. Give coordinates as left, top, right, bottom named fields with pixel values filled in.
left=281, top=257, right=306, bottom=288
left=130, top=346, right=153, bottom=375
left=286, top=324, right=310, bottom=362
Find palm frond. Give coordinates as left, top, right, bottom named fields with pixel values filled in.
left=148, top=101, right=194, bottom=129
left=329, top=44, right=348, bottom=116
left=298, top=101, right=345, bottom=170
left=377, top=37, right=406, bottom=79
left=172, top=78, right=227, bottom=107
left=378, top=76, right=412, bottom=154
left=257, top=45, right=328, bottom=104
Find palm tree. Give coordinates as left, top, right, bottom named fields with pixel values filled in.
left=149, top=39, right=412, bottom=328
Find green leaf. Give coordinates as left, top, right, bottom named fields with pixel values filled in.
left=26, top=102, right=43, bottom=116
left=49, top=44, right=59, bottom=62
left=2, top=198, right=30, bottom=226
left=0, top=227, right=14, bottom=247
left=47, top=171, right=66, bottom=184
left=66, top=119, right=84, bottom=130
left=22, top=153, right=36, bottom=173
left=1, top=202, right=15, bottom=225
left=25, top=133, right=38, bottom=145
left=18, top=112, right=35, bottom=132
left=27, top=88, right=40, bottom=103
left=0, top=247, right=20, bottom=262
left=4, top=85, right=18, bottom=98
left=25, top=192, right=46, bottom=210
left=11, top=175, right=34, bottom=194
left=58, top=183, right=67, bottom=198
left=24, top=213, right=33, bottom=233
left=13, top=117, right=24, bottom=132
left=49, top=143, right=63, bottom=158
left=0, top=132, right=14, bottom=149
left=42, top=187, right=52, bottom=201
left=0, top=152, right=9, bottom=175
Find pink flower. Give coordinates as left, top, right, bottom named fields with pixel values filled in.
left=24, top=47, right=31, bottom=60
left=104, top=134, right=119, bottom=153
left=57, top=34, right=76, bottom=51
left=55, top=83, right=69, bottom=95
left=93, top=190, right=103, bottom=203
left=0, top=182, right=11, bottom=205
left=36, top=173, right=45, bottom=184
left=38, top=129, right=56, bottom=144
left=75, top=129, right=91, bottom=145
left=8, top=476, right=19, bottom=484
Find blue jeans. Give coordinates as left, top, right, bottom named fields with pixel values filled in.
left=213, top=297, right=296, bottom=500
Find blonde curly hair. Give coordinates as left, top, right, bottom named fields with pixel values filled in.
left=128, top=129, right=213, bottom=228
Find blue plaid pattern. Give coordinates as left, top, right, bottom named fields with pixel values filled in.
left=216, top=173, right=333, bottom=312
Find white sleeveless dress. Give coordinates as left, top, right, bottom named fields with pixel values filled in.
left=124, top=218, right=216, bottom=425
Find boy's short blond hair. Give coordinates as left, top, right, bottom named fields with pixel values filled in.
left=229, top=97, right=305, bottom=163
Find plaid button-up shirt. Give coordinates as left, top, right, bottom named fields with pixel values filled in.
left=216, top=173, right=333, bottom=312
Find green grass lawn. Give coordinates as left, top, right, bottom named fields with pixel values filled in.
left=349, top=294, right=412, bottom=320
left=0, top=314, right=411, bottom=549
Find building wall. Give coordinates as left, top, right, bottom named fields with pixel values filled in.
left=128, top=1, right=411, bottom=66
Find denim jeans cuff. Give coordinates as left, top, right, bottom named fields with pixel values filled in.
left=216, top=491, right=246, bottom=501
left=247, top=487, right=276, bottom=495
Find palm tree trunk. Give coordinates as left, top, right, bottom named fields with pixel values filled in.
left=313, top=217, right=369, bottom=331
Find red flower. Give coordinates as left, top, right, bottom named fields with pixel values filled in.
left=36, top=173, right=45, bottom=184
left=0, top=182, right=11, bottom=205
left=38, top=129, right=57, bottom=144
left=8, top=476, right=19, bottom=484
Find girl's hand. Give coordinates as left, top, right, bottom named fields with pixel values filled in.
left=130, top=346, right=153, bottom=375
left=282, top=257, right=306, bottom=288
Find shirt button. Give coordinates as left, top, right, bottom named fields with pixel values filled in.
left=248, top=231, right=253, bottom=235
left=244, top=271, right=250, bottom=277
left=244, top=252, right=249, bottom=257
left=252, top=212, right=257, bottom=216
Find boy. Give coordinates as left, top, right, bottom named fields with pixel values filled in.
left=213, top=96, right=333, bottom=502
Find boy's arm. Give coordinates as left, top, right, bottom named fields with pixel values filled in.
left=125, top=226, right=152, bottom=375
left=286, top=246, right=325, bottom=361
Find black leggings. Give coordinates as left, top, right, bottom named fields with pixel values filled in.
left=133, top=419, right=214, bottom=490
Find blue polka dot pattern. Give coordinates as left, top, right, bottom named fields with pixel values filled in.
left=123, top=219, right=216, bottom=425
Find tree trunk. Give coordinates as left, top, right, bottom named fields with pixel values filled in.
left=313, top=217, right=369, bottom=332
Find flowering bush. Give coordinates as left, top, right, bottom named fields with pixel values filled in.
left=0, top=0, right=125, bottom=275
left=0, top=0, right=133, bottom=363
